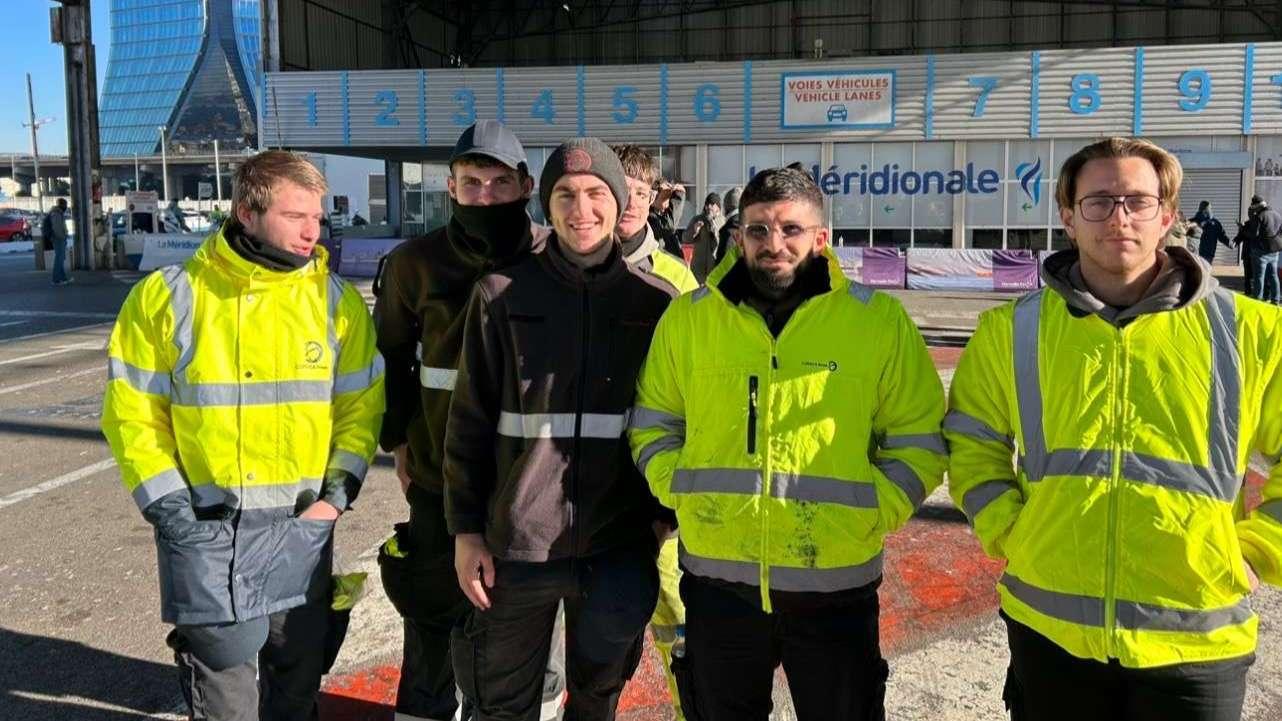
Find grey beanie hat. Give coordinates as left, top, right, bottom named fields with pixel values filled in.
left=539, top=137, right=629, bottom=220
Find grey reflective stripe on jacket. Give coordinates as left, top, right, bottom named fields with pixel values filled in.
left=420, top=366, right=458, bottom=391
left=147, top=264, right=343, bottom=625
left=1001, top=572, right=1252, bottom=634
left=497, top=411, right=629, bottom=439
left=1011, top=288, right=1241, bottom=501
left=162, top=267, right=368, bottom=408
left=668, top=468, right=883, bottom=511
left=630, top=405, right=686, bottom=476
left=679, top=540, right=883, bottom=593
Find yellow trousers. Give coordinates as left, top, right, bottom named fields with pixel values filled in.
left=649, top=536, right=686, bottom=720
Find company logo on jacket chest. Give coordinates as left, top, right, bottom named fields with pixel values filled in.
left=298, top=340, right=328, bottom=370
left=801, top=359, right=840, bottom=372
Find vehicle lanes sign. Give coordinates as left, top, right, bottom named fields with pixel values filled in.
left=781, top=70, right=895, bottom=130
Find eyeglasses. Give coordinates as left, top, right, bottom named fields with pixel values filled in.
left=742, top=223, right=822, bottom=242
left=1076, top=195, right=1163, bottom=222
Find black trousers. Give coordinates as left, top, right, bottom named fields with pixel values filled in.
left=451, top=542, right=658, bottom=721
left=679, top=573, right=888, bottom=721
left=390, top=487, right=568, bottom=721
left=392, top=486, right=474, bottom=721
left=168, top=571, right=332, bottom=721
left=1003, top=613, right=1254, bottom=721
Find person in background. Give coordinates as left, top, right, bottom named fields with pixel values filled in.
left=47, top=197, right=70, bottom=286
left=715, top=186, right=742, bottom=263
left=1236, top=196, right=1282, bottom=304
left=683, top=192, right=725, bottom=284
left=1192, top=200, right=1229, bottom=265
left=613, top=142, right=697, bottom=720
left=650, top=178, right=687, bottom=258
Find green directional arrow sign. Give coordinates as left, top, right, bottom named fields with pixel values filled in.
left=883, top=204, right=894, bottom=214
left=1021, top=202, right=1033, bottom=212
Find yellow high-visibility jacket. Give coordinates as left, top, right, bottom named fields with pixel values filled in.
left=102, top=225, right=384, bottom=624
left=630, top=245, right=946, bottom=612
left=623, top=224, right=698, bottom=295
left=947, top=279, right=1282, bottom=668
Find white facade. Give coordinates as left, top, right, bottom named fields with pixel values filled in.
left=264, top=41, right=1280, bottom=248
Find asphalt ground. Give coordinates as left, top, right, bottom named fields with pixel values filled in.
left=0, top=250, right=1276, bottom=721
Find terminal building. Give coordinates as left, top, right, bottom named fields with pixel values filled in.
left=257, top=2, right=1282, bottom=251
left=95, top=0, right=263, bottom=198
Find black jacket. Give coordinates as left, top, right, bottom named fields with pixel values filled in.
left=373, top=216, right=547, bottom=494
left=444, top=235, right=678, bottom=561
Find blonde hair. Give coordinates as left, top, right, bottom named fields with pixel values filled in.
left=1056, top=137, right=1182, bottom=213
left=232, top=150, right=327, bottom=215
left=611, top=144, right=658, bottom=186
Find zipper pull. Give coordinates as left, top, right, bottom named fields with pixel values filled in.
left=772, top=355, right=778, bottom=370
left=747, top=375, right=759, bottom=455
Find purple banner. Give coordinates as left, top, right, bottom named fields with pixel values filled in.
left=862, top=247, right=907, bottom=288
left=991, top=250, right=1040, bottom=291
left=831, top=246, right=906, bottom=288
left=907, top=248, right=1035, bottom=291
left=338, top=238, right=407, bottom=278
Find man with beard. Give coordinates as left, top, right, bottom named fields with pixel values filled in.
left=374, top=120, right=564, bottom=721
left=446, top=138, right=676, bottom=721
left=628, top=165, right=947, bottom=720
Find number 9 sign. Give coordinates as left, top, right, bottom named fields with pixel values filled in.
left=1177, top=69, right=1211, bottom=112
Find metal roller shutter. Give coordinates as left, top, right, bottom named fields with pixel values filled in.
left=1181, top=169, right=1242, bottom=266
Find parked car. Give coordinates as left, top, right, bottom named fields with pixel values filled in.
left=0, top=211, right=32, bottom=241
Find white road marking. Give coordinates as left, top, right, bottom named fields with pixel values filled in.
left=0, top=321, right=113, bottom=345
left=0, top=458, right=118, bottom=511
left=0, top=365, right=102, bottom=396
left=0, top=320, right=29, bottom=328
left=0, top=342, right=102, bottom=367
left=0, top=309, right=118, bottom=320
left=7, top=690, right=183, bottom=719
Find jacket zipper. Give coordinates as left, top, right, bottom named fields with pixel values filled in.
left=1104, top=326, right=1126, bottom=657
left=571, top=284, right=590, bottom=556
left=747, top=375, right=758, bottom=454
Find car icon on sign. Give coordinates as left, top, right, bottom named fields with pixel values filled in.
left=826, top=104, right=848, bottom=122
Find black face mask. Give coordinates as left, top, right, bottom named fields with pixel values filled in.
left=225, top=220, right=312, bottom=272
left=448, top=197, right=532, bottom=259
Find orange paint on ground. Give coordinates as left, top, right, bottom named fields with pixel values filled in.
left=320, top=351, right=997, bottom=719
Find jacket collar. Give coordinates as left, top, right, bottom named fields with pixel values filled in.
left=622, top=224, right=661, bottom=266
left=706, top=242, right=849, bottom=305
left=540, top=232, right=628, bottom=289
left=1039, top=246, right=1215, bottom=326
left=192, top=223, right=329, bottom=288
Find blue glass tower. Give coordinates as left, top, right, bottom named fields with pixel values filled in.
left=99, top=0, right=261, bottom=157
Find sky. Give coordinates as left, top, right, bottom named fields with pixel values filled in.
left=1, top=0, right=112, bottom=156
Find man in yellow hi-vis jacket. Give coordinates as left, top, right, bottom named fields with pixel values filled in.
left=947, top=137, right=1282, bottom=721
left=629, top=165, right=946, bottom=721
left=102, top=150, right=384, bottom=721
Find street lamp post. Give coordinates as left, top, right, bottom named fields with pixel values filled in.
left=158, top=125, right=169, bottom=201
left=134, top=153, right=140, bottom=191
left=23, top=73, right=55, bottom=214
left=213, top=139, right=222, bottom=202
